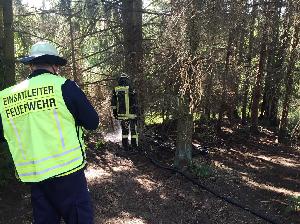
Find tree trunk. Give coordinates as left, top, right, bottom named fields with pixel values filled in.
left=67, top=0, right=78, bottom=84
left=260, top=0, right=282, bottom=126
left=250, top=25, right=267, bottom=133
left=0, top=0, right=4, bottom=87
left=0, top=0, right=15, bottom=90
left=0, top=0, right=15, bottom=180
left=174, top=0, right=203, bottom=168
left=279, top=22, right=300, bottom=142
left=242, top=1, right=257, bottom=124
left=122, top=0, right=143, bottom=84
left=174, top=98, right=193, bottom=169
left=204, top=71, right=213, bottom=120
left=122, top=0, right=145, bottom=112
left=217, top=30, right=234, bottom=129
left=121, top=0, right=144, bottom=136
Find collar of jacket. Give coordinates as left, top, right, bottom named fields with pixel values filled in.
left=28, top=69, right=55, bottom=79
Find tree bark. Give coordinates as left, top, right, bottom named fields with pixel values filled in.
left=121, top=0, right=144, bottom=136
left=217, top=30, right=234, bottom=129
left=174, top=0, right=203, bottom=169
left=260, top=0, right=282, bottom=126
left=250, top=23, right=267, bottom=133
left=0, top=1, right=4, bottom=87
left=122, top=0, right=145, bottom=111
left=279, top=22, right=300, bottom=142
left=0, top=0, right=15, bottom=90
left=121, top=0, right=143, bottom=82
left=204, top=71, right=213, bottom=119
left=242, top=1, right=257, bottom=124
left=67, top=1, right=78, bottom=84
left=174, top=97, right=193, bottom=169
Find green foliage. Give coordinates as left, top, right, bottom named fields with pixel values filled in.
left=95, top=139, right=105, bottom=149
left=11, top=0, right=300, bottom=149
left=145, top=113, right=164, bottom=125
left=286, top=108, right=300, bottom=143
left=286, top=196, right=300, bottom=213
left=288, top=108, right=300, bottom=130
left=189, top=161, right=213, bottom=178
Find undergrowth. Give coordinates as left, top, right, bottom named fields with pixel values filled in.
left=189, top=161, right=213, bottom=178
left=286, top=196, right=300, bottom=213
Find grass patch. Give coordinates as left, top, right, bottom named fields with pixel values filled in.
left=189, top=161, right=213, bottom=178
left=286, top=196, right=300, bottom=213
left=95, top=139, right=105, bottom=149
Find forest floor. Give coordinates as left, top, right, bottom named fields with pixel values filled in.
left=0, top=122, right=299, bottom=224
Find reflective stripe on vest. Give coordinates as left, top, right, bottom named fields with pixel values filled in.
left=0, top=73, right=86, bottom=182
left=131, top=134, right=139, bottom=146
left=114, top=86, right=136, bottom=119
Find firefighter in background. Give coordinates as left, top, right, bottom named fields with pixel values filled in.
left=111, top=73, right=139, bottom=149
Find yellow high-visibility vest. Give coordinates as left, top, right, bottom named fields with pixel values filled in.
left=0, top=73, right=86, bottom=182
left=114, top=86, right=136, bottom=119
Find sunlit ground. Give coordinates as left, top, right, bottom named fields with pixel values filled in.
left=243, top=176, right=300, bottom=197
left=135, top=175, right=158, bottom=192
left=104, top=125, right=122, bottom=143
left=85, top=165, right=112, bottom=181
left=229, top=148, right=300, bottom=168
left=102, top=212, right=147, bottom=224
left=214, top=147, right=300, bottom=197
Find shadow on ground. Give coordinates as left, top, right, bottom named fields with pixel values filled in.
left=0, top=124, right=299, bottom=224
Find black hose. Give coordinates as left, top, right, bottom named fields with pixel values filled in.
left=142, top=150, right=279, bottom=224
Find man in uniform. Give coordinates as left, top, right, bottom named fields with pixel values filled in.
left=0, top=41, right=99, bottom=223
left=111, top=73, right=139, bottom=150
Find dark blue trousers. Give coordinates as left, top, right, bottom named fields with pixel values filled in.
left=31, top=169, right=94, bottom=224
